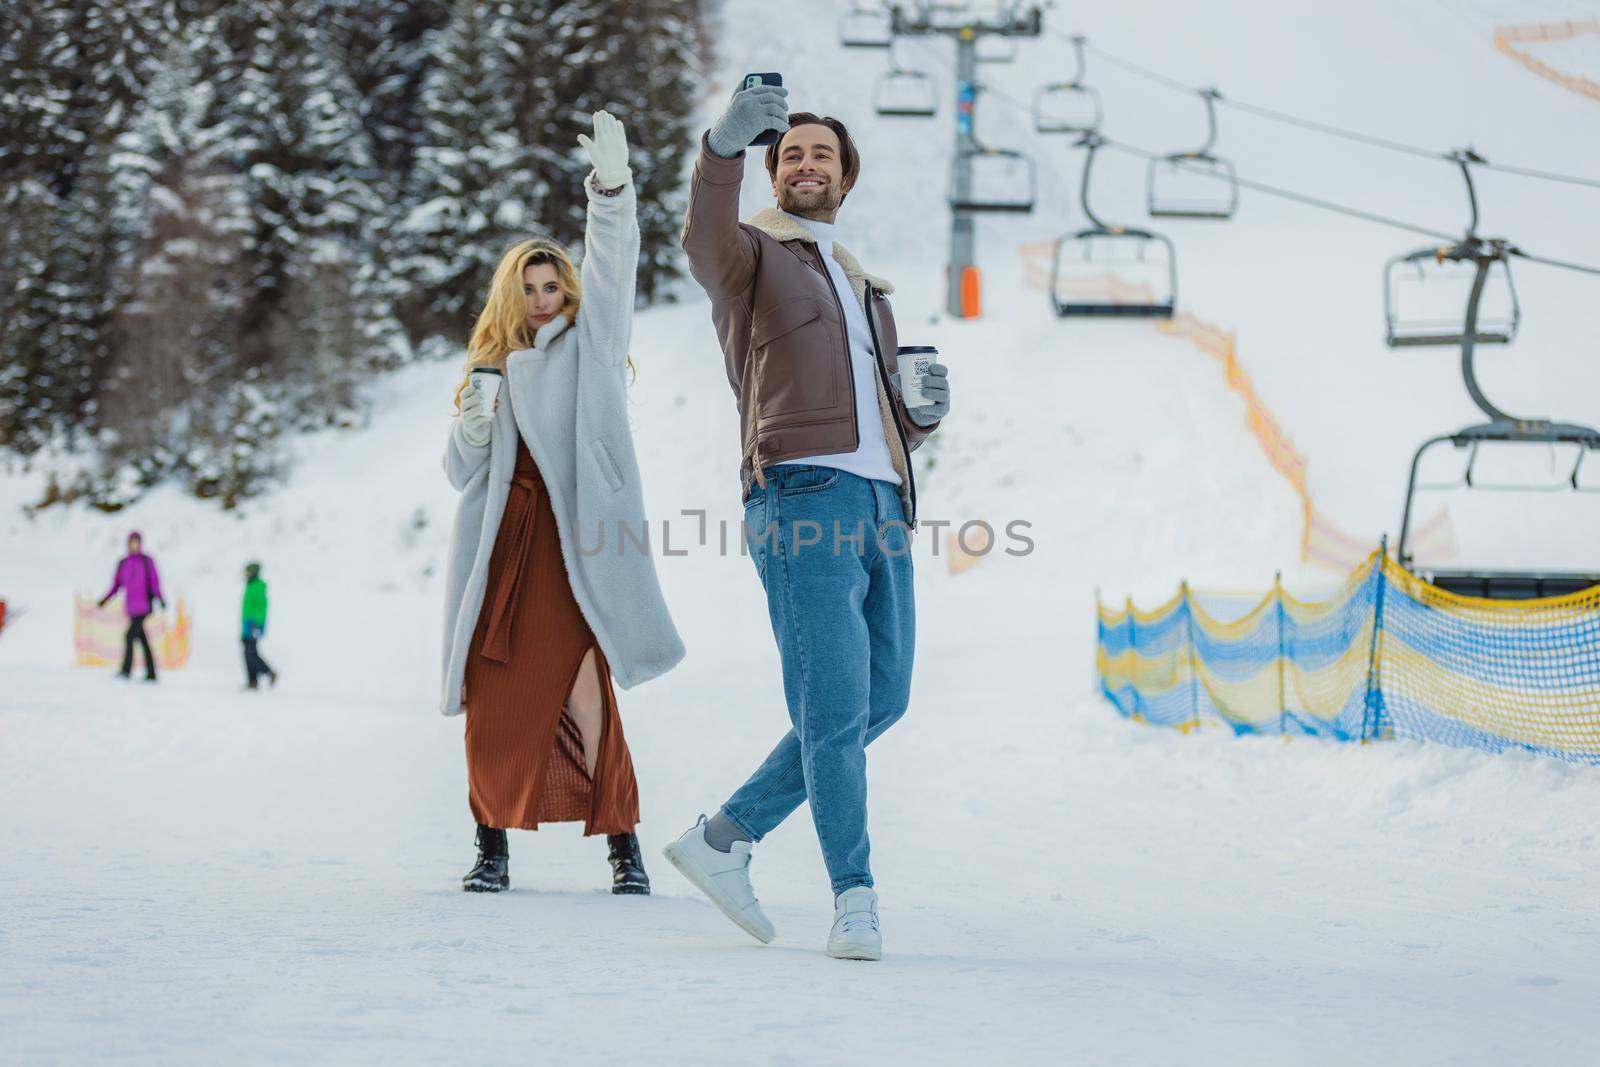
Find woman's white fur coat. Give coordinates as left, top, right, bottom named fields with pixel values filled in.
left=439, top=176, right=684, bottom=714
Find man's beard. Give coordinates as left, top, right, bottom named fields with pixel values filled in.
left=777, top=180, right=844, bottom=218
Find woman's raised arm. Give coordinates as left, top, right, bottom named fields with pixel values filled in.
left=574, top=110, right=641, bottom=372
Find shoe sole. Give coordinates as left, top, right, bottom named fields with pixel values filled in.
left=661, top=842, right=774, bottom=944
left=827, top=943, right=882, bottom=961
left=612, top=883, right=650, bottom=896
left=462, top=880, right=509, bottom=893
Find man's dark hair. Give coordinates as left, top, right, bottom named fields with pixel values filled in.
left=764, top=113, right=862, bottom=200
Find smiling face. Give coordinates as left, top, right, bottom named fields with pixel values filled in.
left=522, top=262, right=566, bottom=333
left=771, top=123, right=852, bottom=221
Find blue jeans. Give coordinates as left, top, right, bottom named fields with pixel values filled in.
left=721, top=465, right=915, bottom=893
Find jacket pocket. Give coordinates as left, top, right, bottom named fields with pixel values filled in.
left=751, top=298, right=839, bottom=420
left=589, top=436, right=625, bottom=492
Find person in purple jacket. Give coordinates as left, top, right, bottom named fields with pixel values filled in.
left=98, top=530, right=166, bottom=682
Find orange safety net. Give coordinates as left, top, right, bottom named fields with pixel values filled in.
left=1494, top=20, right=1600, bottom=104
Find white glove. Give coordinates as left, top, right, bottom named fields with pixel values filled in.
left=459, top=381, right=492, bottom=447
left=577, top=109, right=631, bottom=191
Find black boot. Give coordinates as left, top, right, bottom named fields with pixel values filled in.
left=462, top=825, right=509, bottom=892
left=606, top=832, right=650, bottom=895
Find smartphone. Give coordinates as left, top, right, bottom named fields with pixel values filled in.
left=738, top=72, right=785, bottom=147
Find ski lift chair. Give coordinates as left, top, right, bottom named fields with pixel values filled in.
left=875, top=66, right=938, bottom=118
left=840, top=5, right=892, bottom=49
left=1396, top=235, right=1600, bottom=598
left=1384, top=149, right=1521, bottom=348
left=1034, top=35, right=1101, bottom=136
left=949, top=147, right=1037, bottom=214
left=1146, top=89, right=1238, bottom=220
left=1050, top=134, right=1177, bottom=318
left=1384, top=245, right=1520, bottom=347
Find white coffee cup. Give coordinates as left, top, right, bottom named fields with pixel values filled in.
left=469, top=367, right=503, bottom=411
left=895, top=346, right=937, bottom=409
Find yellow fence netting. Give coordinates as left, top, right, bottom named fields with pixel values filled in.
left=74, top=595, right=193, bottom=671
left=1098, top=550, right=1600, bottom=762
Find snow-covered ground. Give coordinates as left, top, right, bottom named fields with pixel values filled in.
left=4, top=0, right=1600, bottom=1062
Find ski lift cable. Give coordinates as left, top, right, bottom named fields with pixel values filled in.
left=970, top=75, right=1443, bottom=236
left=1510, top=249, right=1600, bottom=277
left=1102, top=136, right=1600, bottom=275
left=1475, top=159, right=1600, bottom=191
left=888, top=26, right=1600, bottom=270
left=1051, top=30, right=1600, bottom=190
left=1099, top=136, right=1459, bottom=241
left=971, top=75, right=1600, bottom=275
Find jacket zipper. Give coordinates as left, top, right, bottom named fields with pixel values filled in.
left=861, top=284, right=918, bottom=530
left=812, top=248, right=860, bottom=453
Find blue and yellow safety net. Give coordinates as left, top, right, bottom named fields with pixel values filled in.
left=1097, top=550, right=1600, bottom=762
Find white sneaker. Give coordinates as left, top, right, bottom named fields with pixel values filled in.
left=662, top=815, right=775, bottom=944
left=827, top=886, right=882, bottom=961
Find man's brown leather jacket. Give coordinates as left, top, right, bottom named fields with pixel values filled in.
left=680, top=135, right=940, bottom=527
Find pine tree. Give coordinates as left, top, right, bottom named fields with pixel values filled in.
left=0, top=176, right=58, bottom=453
left=0, top=0, right=712, bottom=502
left=394, top=0, right=541, bottom=342
left=0, top=0, right=177, bottom=455
left=203, top=0, right=385, bottom=370
left=329, top=0, right=452, bottom=183
left=514, top=0, right=710, bottom=302
left=100, top=33, right=247, bottom=493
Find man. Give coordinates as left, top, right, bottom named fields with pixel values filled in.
left=663, top=83, right=951, bottom=962
left=98, top=530, right=166, bottom=683
left=241, top=562, right=278, bottom=690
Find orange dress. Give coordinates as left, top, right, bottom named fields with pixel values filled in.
left=463, top=439, right=640, bottom=834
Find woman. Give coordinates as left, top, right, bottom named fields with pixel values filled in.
left=98, top=530, right=166, bottom=683
left=439, top=111, right=684, bottom=895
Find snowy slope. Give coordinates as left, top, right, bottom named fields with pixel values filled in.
left=4, top=1, right=1600, bottom=1063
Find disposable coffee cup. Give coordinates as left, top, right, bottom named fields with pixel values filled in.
left=469, top=367, right=503, bottom=410
left=895, top=346, right=937, bottom=409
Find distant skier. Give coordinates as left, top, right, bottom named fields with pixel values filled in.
left=440, top=110, right=683, bottom=896
left=97, top=530, right=165, bottom=683
left=662, top=88, right=950, bottom=961
left=241, top=562, right=277, bottom=690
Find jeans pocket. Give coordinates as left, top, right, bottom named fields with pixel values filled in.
left=742, top=495, right=772, bottom=581
left=774, top=465, right=840, bottom=497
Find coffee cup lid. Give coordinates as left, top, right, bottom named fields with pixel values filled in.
left=896, top=345, right=938, bottom=354
left=470, top=367, right=504, bottom=377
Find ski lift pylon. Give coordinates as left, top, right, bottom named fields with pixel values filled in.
left=1051, top=133, right=1177, bottom=318
left=1034, top=35, right=1101, bottom=136
left=1146, top=88, right=1239, bottom=220
left=1384, top=151, right=1521, bottom=348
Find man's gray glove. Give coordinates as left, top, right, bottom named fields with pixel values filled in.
left=893, top=363, right=950, bottom=427
left=707, top=84, right=790, bottom=159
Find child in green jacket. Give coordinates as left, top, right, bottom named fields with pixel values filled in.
left=242, top=562, right=277, bottom=689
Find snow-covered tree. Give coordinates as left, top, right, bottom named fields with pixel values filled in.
left=394, top=0, right=542, bottom=343
left=0, top=0, right=710, bottom=503
left=203, top=0, right=387, bottom=369
left=512, top=0, right=709, bottom=303
left=100, top=34, right=247, bottom=490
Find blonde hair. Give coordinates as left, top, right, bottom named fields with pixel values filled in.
left=455, top=237, right=634, bottom=411
left=455, top=238, right=579, bottom=410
